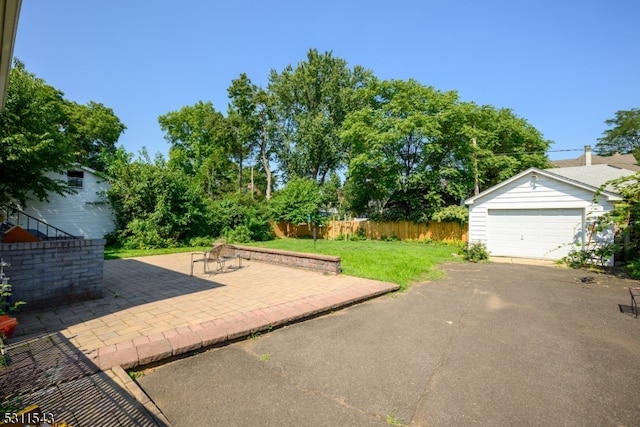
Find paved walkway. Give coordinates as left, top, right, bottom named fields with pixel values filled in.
left=1, top=253, right=398, bottom=426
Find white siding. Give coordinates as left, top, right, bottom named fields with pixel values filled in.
left=468, top=173, right=615, bottom=262
left=21, top=169, right=115, bottom=239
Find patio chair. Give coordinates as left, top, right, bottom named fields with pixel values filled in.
left=219, top=244, right=242, bottom=270
left=190, top=244, right=225, bottom=276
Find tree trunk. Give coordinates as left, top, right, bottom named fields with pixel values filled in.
left=472, top=136, right=479, bottom=195
left=260, top=119, right=272, bottom=199
left=238, top=153, right=243, bottom=192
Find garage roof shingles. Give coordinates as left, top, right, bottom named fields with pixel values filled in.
left=545, top=164, right=636, bottom=193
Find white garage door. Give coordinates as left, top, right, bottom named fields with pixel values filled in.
left=487, top=209, right=584, bottom=259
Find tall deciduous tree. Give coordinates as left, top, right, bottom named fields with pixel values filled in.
left=159, top=101, right=220, bottom=175
left=227, top=73, right=277, bottom=199
left=228, top=74, right=261, bottom=193
left=341, top=79, right=550, bottom=221
left=64, top=101, right=126, bottom=171
left=159, top=101, right=235, bottom=196
left=268, top=49, right=374, bottom=183
left=595, top=108, right=640, bottom=156
left=440, top=101, right=550, bottom=196
left=0, top=60, right=72, bottom=207
left=342, top=79, right=459, bottom=220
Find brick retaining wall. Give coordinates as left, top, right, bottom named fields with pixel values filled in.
left=0, top=239, right=105, bottom=310
left=224, top=245, right=341, bottom=275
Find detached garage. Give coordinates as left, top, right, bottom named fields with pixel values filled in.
left=465, top=165, right=635, bottom=264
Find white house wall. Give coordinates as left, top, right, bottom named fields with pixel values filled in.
left=21, top=170, right=115, bottom=239
left=468, top=174, right=613, bottom=260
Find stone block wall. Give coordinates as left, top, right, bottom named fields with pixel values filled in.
left=225, top=245, right=341, bottom=275
left=0, top=239, right=105, bottom=310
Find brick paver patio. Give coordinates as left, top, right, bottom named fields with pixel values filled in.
left=1, top=252, right=397, bottom=426
left=9, top=252, right=398, bottom=370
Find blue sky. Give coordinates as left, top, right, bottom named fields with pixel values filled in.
left=13, top=1, right=639, bottom=161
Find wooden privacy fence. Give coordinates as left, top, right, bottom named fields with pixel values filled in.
left=272, top=220, right=468, bottom=242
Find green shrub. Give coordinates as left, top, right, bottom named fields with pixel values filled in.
left=188, top=236, right=217, bottom=247
left=208, top=194, right=273, bottom=243
left=459, top=242, right=489, bottom=262
left=103, top=231, right=120, bottom=247
left=270, top=178, right=322, bottom=225
left=625, top=259, right=640, bottom=279
left=404, top=238, right=435, bottom=244
left=431, top=205, right=469, bottom=224
left=106, top=153, right=211, bottom=248
left=121, top=218, right=180, bottom=249
left=349, top=226, right=367, bottom=241
left=562, top=249, right=590, bottom=269
left=561, top=242, right=617, bottom=269
left=379, top=234, right=399, bottom=242
left=226, top=225, right=252, bottom=244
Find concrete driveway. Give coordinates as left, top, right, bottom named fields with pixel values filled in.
left=137, top=262, right=640, bottom=426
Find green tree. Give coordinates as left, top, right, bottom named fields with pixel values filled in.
left=270, top=178, right=322, bottom=225
left=268, top=49, right=374, bottom=183
left=341, top=79, right=460, bottom=220
left=595, top=108, right=640, bottom=156
left=0, top=60, right=126, bottom=208
left=105, top=148, right=209, bottom=248
left=593, top=172, right=640, bottom=276
left=320, top=172, right=343, bottom=215
left=447, top=102, right=550, bottom=194
left=159, top=101, right=236, bottom=196
left=64, top=101, right=126, bottom=171
left=0, top=60, right=75, bottom=207
left=341, top=79, right=550, bottom=221
left=227, top=73, right=277, bottom=198
left=159, top=101, right=220, bottom=175
left=227, top=74, right=262, bottom=193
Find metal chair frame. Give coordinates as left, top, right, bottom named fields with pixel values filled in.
left=190, top=245, right=225, bottom=276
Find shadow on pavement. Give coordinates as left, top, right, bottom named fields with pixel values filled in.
left=1, top=332, right=166, bottom=426
left=13, top=257, right=229, bottom=341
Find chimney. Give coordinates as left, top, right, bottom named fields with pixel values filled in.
left=584, top=145, right=592, bottom=166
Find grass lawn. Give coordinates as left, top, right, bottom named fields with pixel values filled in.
left=246, top=238, right=462, bottom=290
left=105, top=239, right=463, bottom=290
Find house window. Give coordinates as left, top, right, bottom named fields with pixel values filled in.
left=67, top=170, right=84, bottom=188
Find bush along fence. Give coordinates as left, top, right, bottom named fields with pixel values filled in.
left=272, top=220, right=468, bottom=242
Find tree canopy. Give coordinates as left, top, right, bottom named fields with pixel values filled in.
left=341, top=79, right=550, bottom=221
left=268, top=49, right=374, bottom=183
left=64, top=100, right=126, bottom=171
left=0, top=51, right=560, bottom=250
left=270, top=177, right=322, bottom=225
left=159, top=101, right=236, bottom=197
left=227, top=73, right=277, bottom=199
left=0, top=60, right=126, bottom=208
left=595, top=108, right=640, bottom=156
left=0, top=60, right=73, bottom=207
left=153, top=49, right=550, bottom=225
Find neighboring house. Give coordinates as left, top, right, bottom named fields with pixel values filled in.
left=552, top=145, right=640, bottom=172
left=20, top=165, right=115, bottom=239
left=465, top=164, right=636, bottom=264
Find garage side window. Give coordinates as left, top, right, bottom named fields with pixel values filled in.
left=67, top=170, right=84, bottom=188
